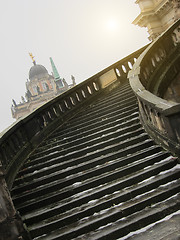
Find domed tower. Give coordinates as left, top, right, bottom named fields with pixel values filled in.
left=11, top=54, right=58, bottom=120
left=26, top=53, right=56, bottom=97
left=11, top=53, right=76, bottom=120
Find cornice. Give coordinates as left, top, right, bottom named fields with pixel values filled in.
left=133, top=0, right=172, bottom=26
left=132, top=11, right=155, bottom=26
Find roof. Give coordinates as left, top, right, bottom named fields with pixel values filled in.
left=29, top=64, right=48, bottom=80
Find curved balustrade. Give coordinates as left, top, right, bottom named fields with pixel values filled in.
left=0, top=45, right=147, bottom=189
left=129, top=19, right=180, bottom=156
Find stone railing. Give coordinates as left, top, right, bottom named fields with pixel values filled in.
left=128, top=19, right=180, bottom=156
left=0, top=45, right=147, bottom=189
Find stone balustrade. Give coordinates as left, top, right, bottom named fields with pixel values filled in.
left=129, top=19, right=180, bottom=156
left=0, top=45, right=147, bottom=189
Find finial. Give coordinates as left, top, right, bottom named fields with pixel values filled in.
left=29, top=52, right=36, bottom=65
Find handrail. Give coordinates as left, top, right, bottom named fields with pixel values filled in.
left=0, top=45, right=147, bottom=189
left=128, top=19, right=180, bottom=156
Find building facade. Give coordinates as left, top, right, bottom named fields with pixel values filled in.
left=133, top=0, right=180, bottom=104
left=133, top=0, right=180, bottom=40
left=11, top=54, right=76, bottom=120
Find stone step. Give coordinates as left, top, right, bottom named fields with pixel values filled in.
left=29, top=115, right=141, bottom=161
left=89, top=83, right=133, bottom=106
left=17, top=137, right=154, bottom=184
left=29, top=103, right=139, bottom=150
left=55, top=84, right=134, bottom=122
left=72, top=192, right=180, bottom=240
left=12, top=148, right=169, bottom=196
left=13, top=135, right=155, bottom=205
left=120, top=210, right=180, bottom=240
left=69, top=92, right=136, bottom=125
left=18, top=126, right=146, bottom=176
left=30, top=177, right=180, bottom=239
left=44, top=98, right=138, bottom=143
left=36, top=107, right=139, bottom=154
left=13, top=147, right=167, bottom=194
left=15, top=143, right=159, bottom=189
left=23, top=162, right=180, bottom=227
left=14, top=154, right=177, bottom=215
left=29, top=126, right=145, bottom=166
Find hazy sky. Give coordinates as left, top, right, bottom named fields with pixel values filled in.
left=0, top=0, right=149, bottom=133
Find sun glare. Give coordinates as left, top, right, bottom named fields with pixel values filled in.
left=106, top=19, right=118, bottom=32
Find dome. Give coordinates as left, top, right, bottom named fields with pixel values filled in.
left=29, top=64, right=48, bottom=80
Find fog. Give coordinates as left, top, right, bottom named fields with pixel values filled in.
left=0, top=0, right=149, bottom=133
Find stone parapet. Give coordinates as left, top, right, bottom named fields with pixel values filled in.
left=129, top=19, right=180, bottom=156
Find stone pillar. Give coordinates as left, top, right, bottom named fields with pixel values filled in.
left=0, top=163, right=30, bottom=240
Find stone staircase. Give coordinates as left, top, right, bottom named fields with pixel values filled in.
left=11, top=82, right=180, bottom=239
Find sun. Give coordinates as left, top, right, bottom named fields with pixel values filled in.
left=106, top=19, right=118, bottom=32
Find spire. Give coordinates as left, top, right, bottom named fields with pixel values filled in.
left=50, top=57, right=61, bottom=80
left=50, top=57, right=64, bottom=88
left=29, top=52, right=36, bottom=65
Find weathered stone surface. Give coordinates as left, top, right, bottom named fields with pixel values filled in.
left=124, top=212, right=180, bottom=240
left=0, top=164, right=29, bottom=240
